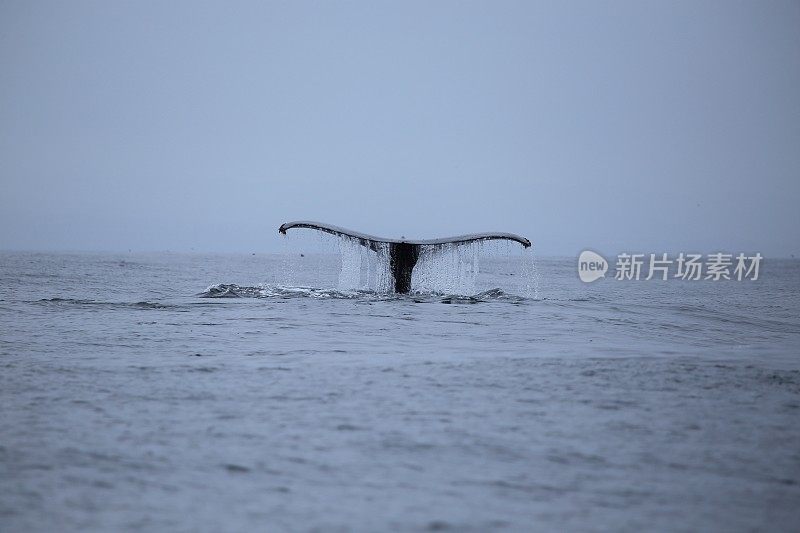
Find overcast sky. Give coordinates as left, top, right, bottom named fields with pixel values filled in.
left=1, top=0, right=798, bottom=256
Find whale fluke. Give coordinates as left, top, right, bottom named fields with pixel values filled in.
left=278, top=220, right=531, bottom=293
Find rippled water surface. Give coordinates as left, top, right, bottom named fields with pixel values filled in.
left=1, top=251, right=799, bottom=532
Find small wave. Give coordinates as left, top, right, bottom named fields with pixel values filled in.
left=132, top=301, right=172, bottom=309
left=37, top=298, right=174, bottom=310
left=475, top=288, right=518, bottom=300
left=197, top=283, right=382, bottom=300
left=436, top=288, right=526, bottom=304
left=539, top=295, right=608, bottom=303
left=198, top=284, right=245, bottom=298
left=39, top=298, right=95, bottom=305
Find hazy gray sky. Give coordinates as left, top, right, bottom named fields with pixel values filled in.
left=1, top=0, right=798, bottom=256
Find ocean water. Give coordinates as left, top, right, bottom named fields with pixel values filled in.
left=1, top=249, right=799, bottom=532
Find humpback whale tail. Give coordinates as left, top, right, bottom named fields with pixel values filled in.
left=278, top=221, right=531, bottom=294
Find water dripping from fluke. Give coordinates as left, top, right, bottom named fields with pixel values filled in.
left=278, top=221, right=532, bottom=296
